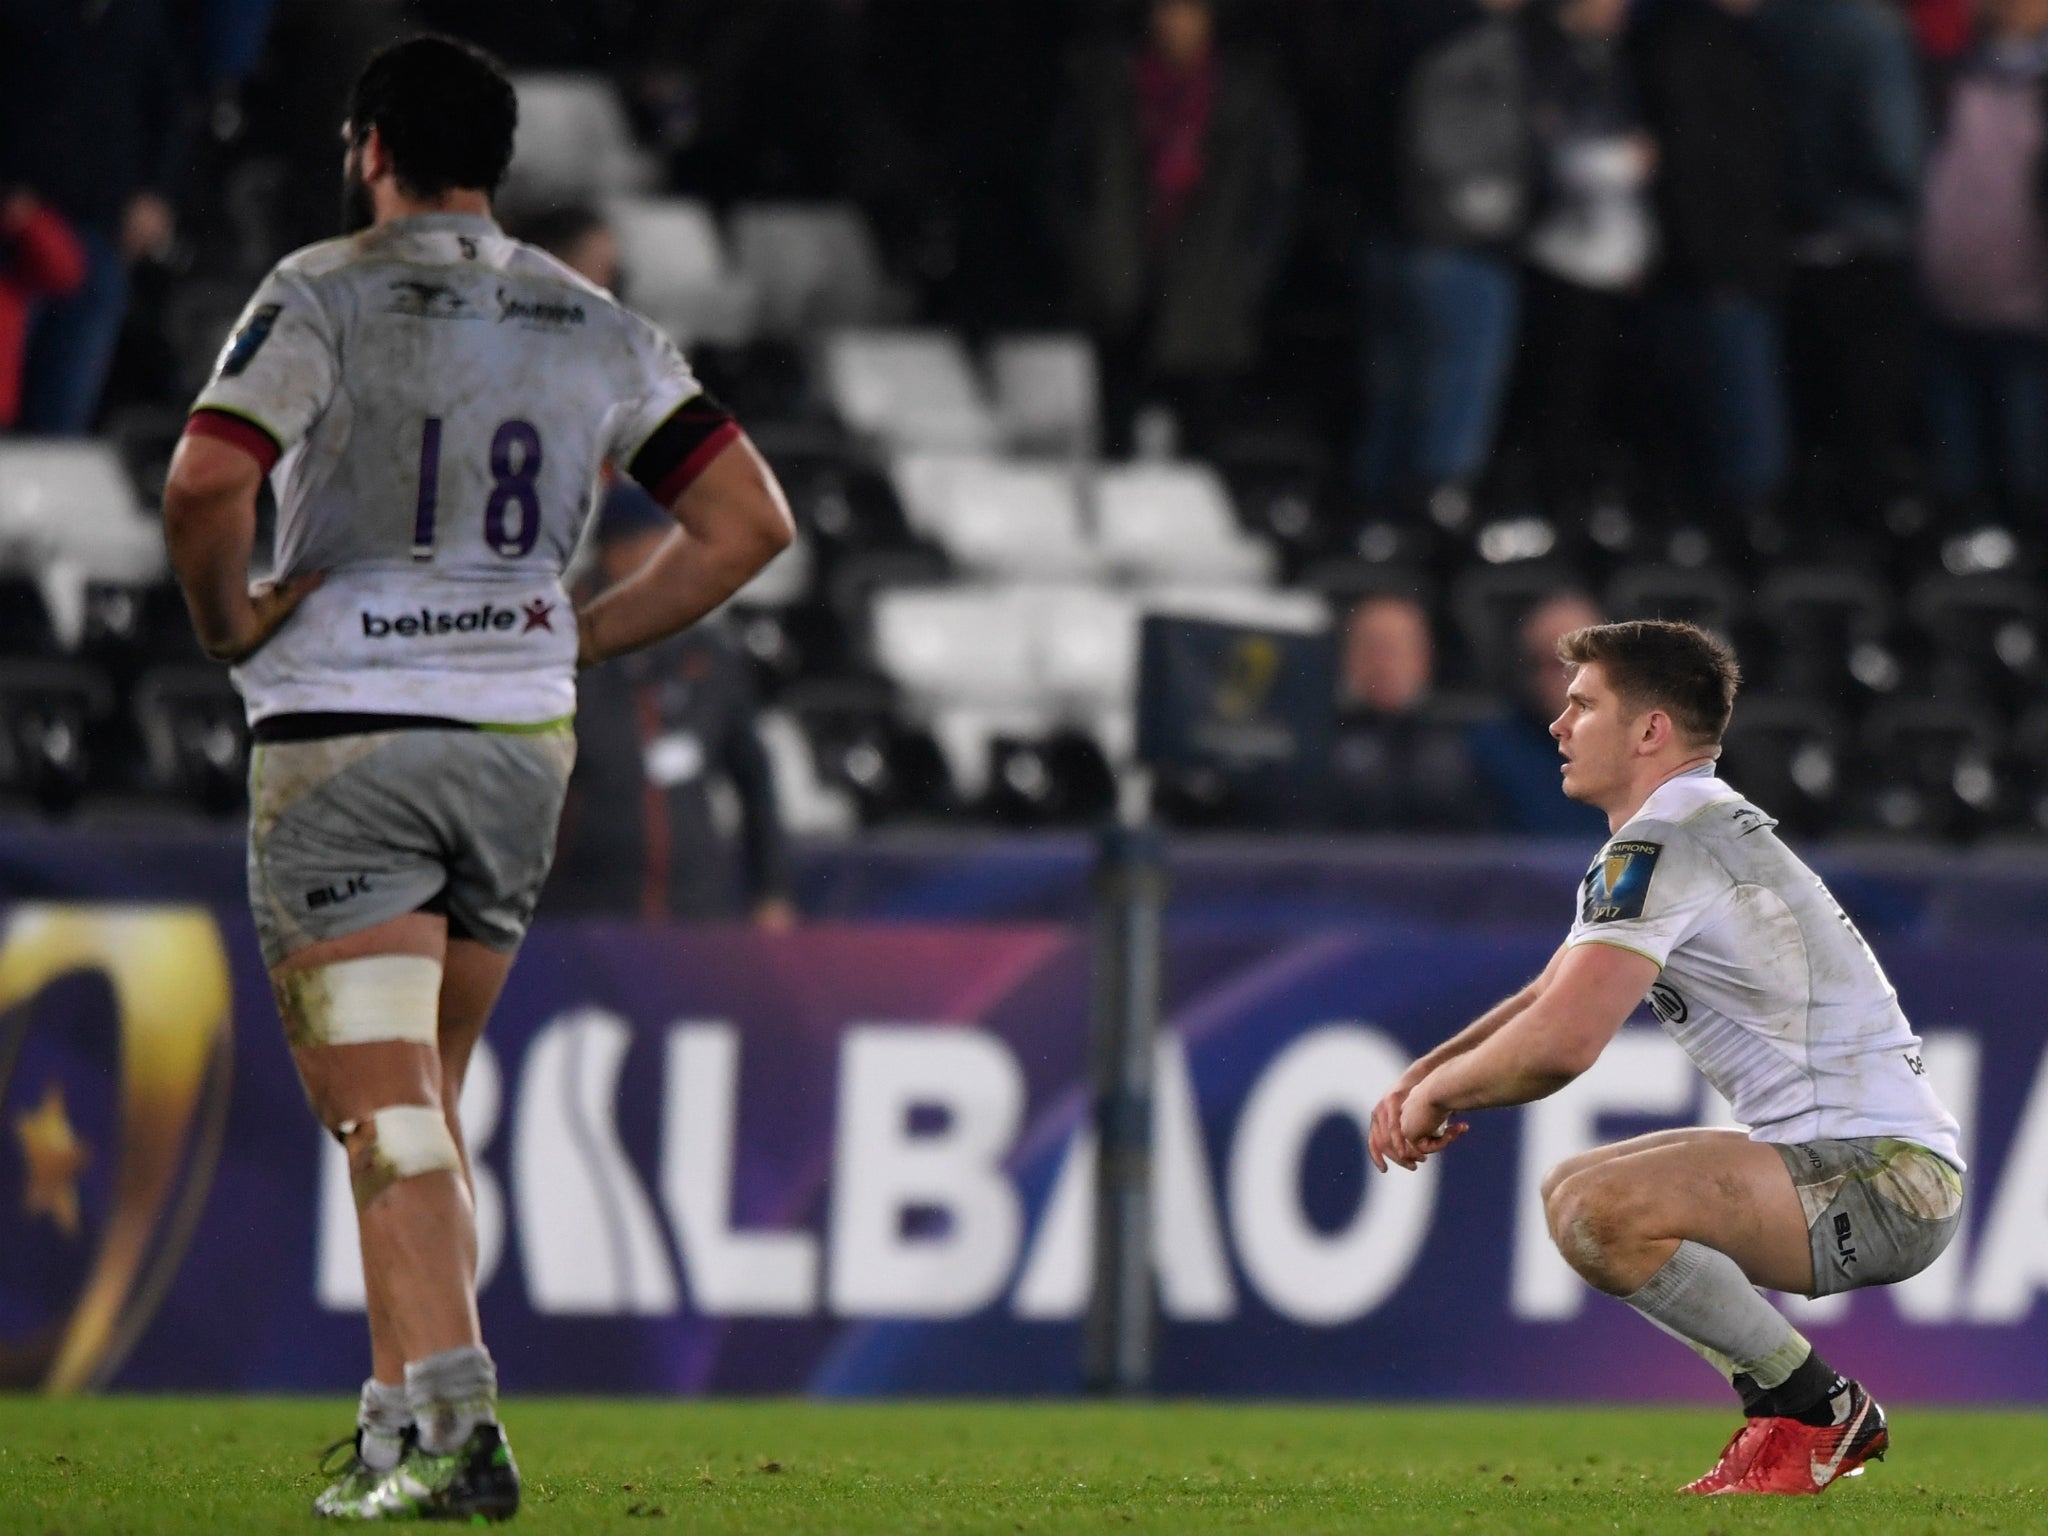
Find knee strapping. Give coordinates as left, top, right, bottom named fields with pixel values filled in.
left=277, top=954, right=443, bottom=1048
left=341, top=1105, right=461, bottom=1208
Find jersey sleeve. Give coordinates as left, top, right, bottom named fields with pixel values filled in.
left=606, top=311, right=741, bottom=506
left=1565, top=820, right=1727, bottom=968
left=184, top=267, right=338, bottom=472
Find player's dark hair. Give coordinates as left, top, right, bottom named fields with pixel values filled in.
left=1557, top=620, right=1741, bottom=745
left=346, top=35, right=518, bottom=198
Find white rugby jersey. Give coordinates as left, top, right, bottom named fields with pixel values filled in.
left=186, top=213, right=736, bottom=725
left=1565, top=765, right=1964, bottom=1168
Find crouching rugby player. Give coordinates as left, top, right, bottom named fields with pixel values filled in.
left=1368, top=620, right=1964, bottom=1496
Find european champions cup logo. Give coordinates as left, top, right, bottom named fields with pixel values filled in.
left=0, top=906, right=233, bottom=1393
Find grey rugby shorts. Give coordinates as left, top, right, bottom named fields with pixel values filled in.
left=246, top=725, right=575, bottom=967
left=1775, top=1136, right=1965, bottom=1298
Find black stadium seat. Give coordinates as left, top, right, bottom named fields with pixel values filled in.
left=1848, top=698, right=2006, bottom=840
left=131, top=665, right=250, bottom=815
left=1716, top=694, right=1848, bottom=839
left=1752, top=566, right=1896, bottom=702
left=1603, top=563, right=1742, bottom=637
left=1907, top=573, right=2041, bottom=715
left=0, top=660, right=115, bottom=813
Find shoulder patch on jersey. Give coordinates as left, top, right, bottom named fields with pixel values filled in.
left=1581, top=839, right=1662, bottom=924
left=217, top=304, right=281, bottom=379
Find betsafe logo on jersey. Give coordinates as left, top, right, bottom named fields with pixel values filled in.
left=359, top=600, right=556, bottom=639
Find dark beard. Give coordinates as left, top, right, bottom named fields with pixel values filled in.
left=339, top=164, right=374, bottom=235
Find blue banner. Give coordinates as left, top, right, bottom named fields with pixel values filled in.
left=3, top=825, right=2046, bottom=1400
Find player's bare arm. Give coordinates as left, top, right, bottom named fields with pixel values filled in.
left=162, top=433, right=322, bottom=662
left=574, top=432, right=794, bottom=668
left=1367, top=941, right=1568, bottom=1172
left=1398, top=940, right=1658, bottom=1147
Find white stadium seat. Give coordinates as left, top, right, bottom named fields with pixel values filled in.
left=0, top=440, right=164, bottom=646
left=605, top=197, right=758, bottom=347
left=986, top=333, right=1099, bottom=455
left=729, top=202, right=892, bottom=337
left=756, top=709, right=859, bottom=836
left=869, top=585, right=1037, bottom=705
left=822, top=329, right=1000, bottom=453
left=1027, top=584, right=1140, bottom=706
left=506, top=74, right=656, bottom=203
left=1096, top=462, right=1275, bottom=585
left=1141, top=584, right=1331, bottom=634
left=888, top=454, right=1097, bottom=579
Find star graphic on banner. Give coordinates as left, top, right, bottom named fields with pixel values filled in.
left=15, top=1082, right=91, bottom=1238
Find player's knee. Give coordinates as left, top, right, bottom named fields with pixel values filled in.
left=1546, top=1171, right=1630, bottom=1278
left=273, top=953, right=444, bottom=1052
left=338, top=1104, right=462, bottom=1210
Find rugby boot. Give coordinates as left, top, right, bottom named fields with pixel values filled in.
left=1682, top=1379, right=1887, bottom=1495
left=313, top=1427, right=415, bottom=1519
left=354, top=1420, right=521, bottom=1522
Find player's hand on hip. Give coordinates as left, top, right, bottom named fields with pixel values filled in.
left=208, top=572, right=323, bottom=664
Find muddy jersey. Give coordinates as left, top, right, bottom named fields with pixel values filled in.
left=1564, top=765, right=1964, bottom=1168
left=186, top=212, right=737, bottom=724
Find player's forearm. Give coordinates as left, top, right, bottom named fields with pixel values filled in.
left=164, top=480, right=259, bottom=661
left=577, top=523, right=784, bottom=665
left=1405, top=980, right=1545, bottom=1082
left=1418, top=1029, right=1583, bottom=1114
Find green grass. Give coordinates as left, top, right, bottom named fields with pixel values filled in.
left=0, top=1398, right=2042, bottom=1535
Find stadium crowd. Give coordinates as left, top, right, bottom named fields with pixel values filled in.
left=0, top=0, right=2043, bottom=844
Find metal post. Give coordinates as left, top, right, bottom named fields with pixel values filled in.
left=1083, top=803, right=1166, bottom=1396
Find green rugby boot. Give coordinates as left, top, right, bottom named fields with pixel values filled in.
left=356, top=1421, right=521, bottom=1522
left=313, top=1428, right=414, bottom=1519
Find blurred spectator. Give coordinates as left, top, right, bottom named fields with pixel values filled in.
left=511, top=203, right=620, bottom=293
left=1466, top=590, right=1611, bottom=836
left=1329, top=593, right=1495, bottom=829
left=1510, top=0, right=1656, bottom=521
left=1758, top=0, right=1925, bottom=533
left=0, top=189, right=85, bottom=430
left=1356, top=0, right=1529, bottom=528
left=1919, top=0, right=2048, bottom=525
left=1629, top=0, right=1792, bottom=539
left=1050, top=0, right=1301, bottom=454
left=0, top=0, right=191, bottom=433
left=549, top=481, right=796, bottom=928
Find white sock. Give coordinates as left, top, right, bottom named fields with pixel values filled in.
left=406, top=1345, right=498, bottom=1456
left=1623, top=1239, right=1812, bottom=1388
left=358, top=1377, right=411, bottom=1473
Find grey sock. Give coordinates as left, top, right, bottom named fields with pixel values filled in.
left=1624, top=1240, right=1813, bottom=1389
left=405, top=1346, right=498, bottom=1456
left=358, top=1377, right=411, bottom=1473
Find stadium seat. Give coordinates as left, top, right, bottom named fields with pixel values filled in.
left=506, top=74, right=656, bottom=203
left=0, top=576, right=59, bottom=657
left=1848, top=698, right=2006, bottom=840
left=604, top=197, right=758, bottom=346
left=1906, top=573, right=2041, bottom=713
left=1139, top=584, right=1329, bottom=635
left=1208, top=429, right=1332, bottom=569
left=869, top=585, right=1038, bottom=706
left=754, top=707, right=860, bottom=835
left=1449, top=562, right=1589, bottom=690
left=729, top=536, right=814, bottom=609
left=1095, top=463, right=1275, bottom=585
left=1031, top=585, right=1142, bottom=708
left=728, top=202, right=892, bottom=337
left=985, top=334, right=1100, bottom=455
left=1603, top=563, right=1742, bottom=638
left=0, top=442, right=165, bottom=613
left=777, top=675, right=956, bottom=822
left=1715, top=695, right=1847, bottom=839
left=821, top=329, right=1001, bottom=453
left=0, top=660, right=114, bottom=814
left=889, top=454, right=1098, bottom=579
left=983, top=728, right=1117, bottom=826
left=1752, top=566, right=1895, bottom=701
left=131, top=665, right=248, bottom=815
left=2004, top=705, right=2048, bottom=837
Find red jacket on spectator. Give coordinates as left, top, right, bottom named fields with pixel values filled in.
left=0, top=194, right=87, bottom=428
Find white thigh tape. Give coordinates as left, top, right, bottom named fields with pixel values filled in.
left=307, top=954, right=442, bottom=1046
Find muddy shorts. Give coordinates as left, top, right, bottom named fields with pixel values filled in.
left=1775, top=1136, right=1965, bottom=1297
left=246, top=724, right=575, bottom=967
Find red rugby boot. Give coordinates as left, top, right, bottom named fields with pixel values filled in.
left=1682, top=1381, right=1887, bottom=1495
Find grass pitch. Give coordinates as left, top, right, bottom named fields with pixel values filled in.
left=0, top=1398, right=2040, bottom=1535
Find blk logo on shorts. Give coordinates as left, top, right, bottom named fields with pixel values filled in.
left=306, top=876, right=372, bottom=912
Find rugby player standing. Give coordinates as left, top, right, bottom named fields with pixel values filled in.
left=162, top=37, right=793, bottom=1521
left=1367, top=621, right=1965, bottom=1495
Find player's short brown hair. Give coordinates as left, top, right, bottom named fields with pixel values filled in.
left=1557, top=620, right=1741, bottom=745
